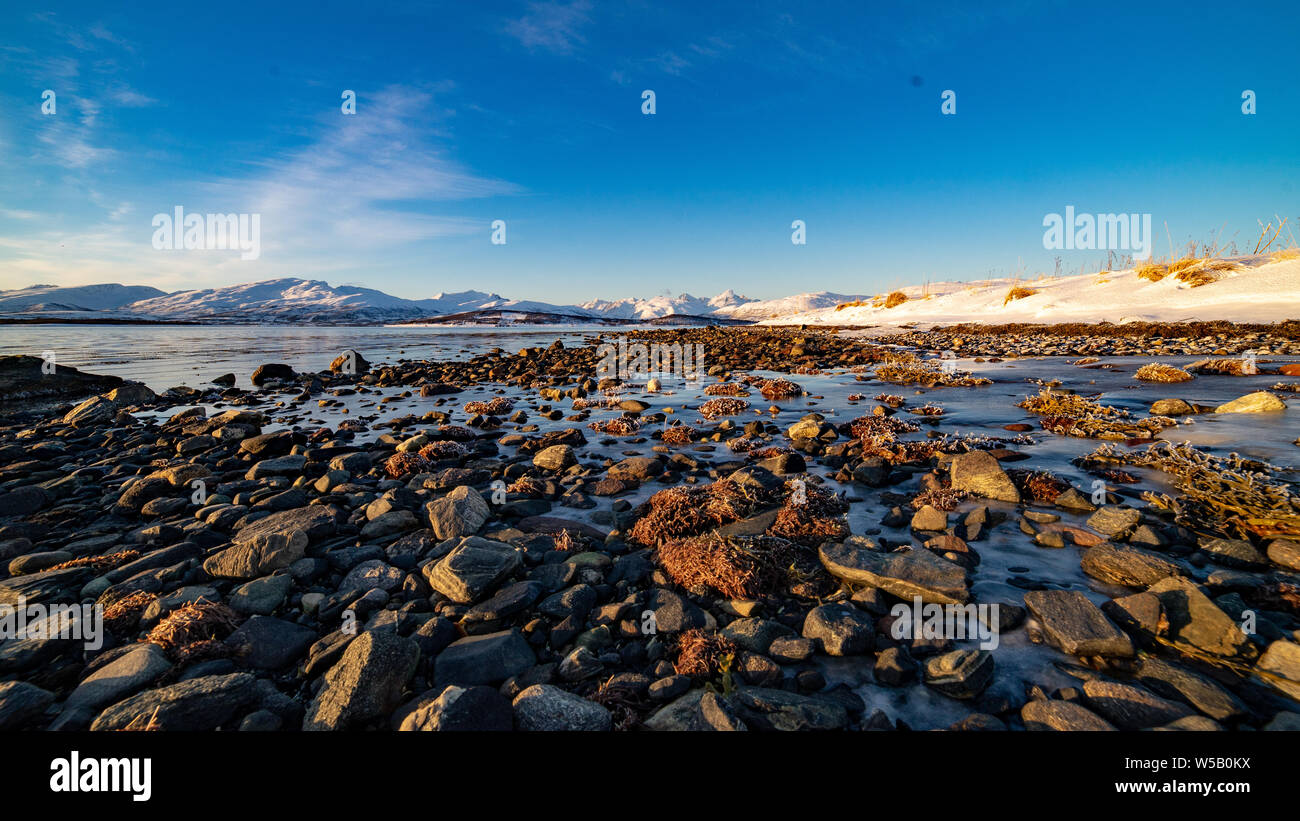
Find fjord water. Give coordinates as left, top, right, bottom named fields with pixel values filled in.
left=0, top=324, right=613, bottom=392
left=3, top=323, right=1296, bottom=728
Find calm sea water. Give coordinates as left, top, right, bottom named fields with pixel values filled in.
left=0, top=324, right=617, bottom=391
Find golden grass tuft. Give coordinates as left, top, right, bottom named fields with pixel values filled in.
left=1170, top=256, right=1239, bottom=287
left=1135, top=363, right=1194, bottom=383
left=1270, top=247, right=1300, bottom=262
left=1135, top=261, right=1169, bottom=282
left=884, top=291, right=908, bottom=309
left=1003, top=285, right=1038, bottom=305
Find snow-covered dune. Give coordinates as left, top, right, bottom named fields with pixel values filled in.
left=761, top=256, right=1300, bottom=327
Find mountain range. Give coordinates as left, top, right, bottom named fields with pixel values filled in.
left=0, top=279, right=866, bottom=324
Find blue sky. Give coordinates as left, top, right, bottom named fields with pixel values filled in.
left=2, top=0, right=1298, bottom=303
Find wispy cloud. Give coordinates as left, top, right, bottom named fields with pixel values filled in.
left=243, top=85, right=521, bottom=254
left=505, top=0, right=592, bottom=54
left=1, top=84, right=523, bottom=291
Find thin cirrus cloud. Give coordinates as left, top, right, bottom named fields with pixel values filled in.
left=239, top=86, right=522, bottom=256
left=504, top=0, right=593, bottom=54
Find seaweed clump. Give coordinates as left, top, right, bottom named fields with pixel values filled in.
left=1078, top=441, right=1300, bottom=539
left=658, top=534, right=800, bottom=599
left=1135, top=363, right=1194, bottom=383
left=699, top=397, right=750, bottom=419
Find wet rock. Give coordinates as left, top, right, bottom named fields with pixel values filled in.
left=1023, top=590, right=1134, bottom=657
left=224, top=615, right=317, bottom=669
left=245, top=454, right=307, bottom=480
left=1150, top=398, right=1194, bottom=415
left=464, top=580, right=543, bottom=623
left=329, top=350, right=370, bottom=374
left=339, top=559, right=405, bottom=597
left=0, top=354, right=123, bottom=406
left=1053, top=487, right=1096, bottom=512
left=1021, top=699, right=1116, bottom=731
left=923, top=649, right=994, bottom=699
left=303, top=631, right=420, bottom=730
left=426, top=485, right=490, bottom=541
left=644, top=689, right=707, bottom=731
left=399, top=685, right=512, bottom=731
left=433, top=629, right=535, bottom=687
left=204, top=506, right=339, bottom=579
left=0, top=486, right=50, bottom=518
left=948, top=450, right=1019, bottom=503
left=643, top=587, right=709, bottom=632
left=819, top=541, right=969, bottom=604
left=251, top=363, right=297, bottom=385
left=50, top=644, right=172, bottom=730
left=532, top=444, right=576, bottom=472
left=720, top=618, right=795, bottom=655
left=91, top=673, right=261, bottom=731
left=1080, top=544, right=1181, bottom=587
left=229, top=574, right=292, bottom=615
left=700, top=691, right=748, bottom=731
left=731, top=686, right=848, bottom=731
left=422, top=536, right=521, bottom=604
left=910, top=505, right=948, bottom=532
left=0, top=680, right=55, bottom=730
left=63, top=395, right=118, bottom=427
left=1257, top=640, right=1300, bottom=701
left=874, top=646, right=917, bottom=686
left=1080, top=679, right=1195, bottom=729
left=1086, top=506, right=1142, bottom=539
left=608, top=456, right=663, bottom=482
left=512, top=684, right=612, bottom=731
left=1146, top=576, right=1255, bottom=660
left=1215, top=391, right=1285, bottom=413
left=801, top=603, right=874, bottom=656
left=1134, top=656, right=1246, bottom=721
left=1199, top=537, right=1268, bottom=569
left=1267, top=538, right=1300, bottom=571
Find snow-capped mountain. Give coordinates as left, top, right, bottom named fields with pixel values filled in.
left=123, top=279, right=507, bottom=323
left=575, top=292, right=736, bottom=320
left=0, top=277, right=869, bottom=325
left=0, top=283, right=168, bottom=314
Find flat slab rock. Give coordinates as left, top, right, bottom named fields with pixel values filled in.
left=819, top=541, right=969, bottom=604
left=1023, top=589, right=1133, bottom=658
left=1021, top=699, right=1117, bottom=731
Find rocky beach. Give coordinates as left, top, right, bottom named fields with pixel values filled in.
left=0, top=323, right=1297, bottom=732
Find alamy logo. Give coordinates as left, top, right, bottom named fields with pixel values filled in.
left=50, top=751, right=151, bottom=802
left=152, top=206, right=261, bottom=260
left=890, top=595, right=1000, bottom=650
left=1042, top=206, right=1151, bottom=260
left=597, top=337, right=705, bottom=382
left=1, top=595, right=103, bottom=650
